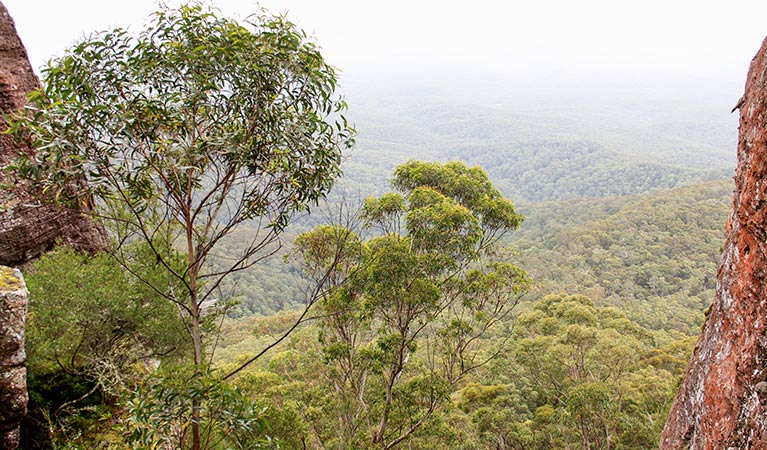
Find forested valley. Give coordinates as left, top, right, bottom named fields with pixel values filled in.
left=6, top=3, right=740, bottom=449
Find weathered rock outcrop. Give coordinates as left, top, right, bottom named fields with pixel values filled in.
left=659, top=37, right=767, bottom=449
left=0, top=1, right=105, bottom=266
left=0, top=267, right=27, bottom=450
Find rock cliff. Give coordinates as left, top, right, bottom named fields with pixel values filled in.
left=0, top=267, right=27, bottom=450
left=0, top=1, right=105, bottom=266
left=659, top=36, right=767, bottom=449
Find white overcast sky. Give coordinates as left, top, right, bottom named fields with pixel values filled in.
left=4, top=0, right=767, bottom=92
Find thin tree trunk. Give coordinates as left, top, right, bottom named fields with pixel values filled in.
left=190, top=297, right=202, bottom=450
left=186, top=194, right=203, bottom=450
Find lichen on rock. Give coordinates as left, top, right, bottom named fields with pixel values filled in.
left=0, top=266, right=21, bottom=291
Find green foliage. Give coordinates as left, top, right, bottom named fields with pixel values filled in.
left=27, top=247, right=185, bottom=373
left=362, top=193, right=405, bottom=234
left=12, top=3, right=353, bottom=223
left=215, top=292, right=689, bottom=450
left=284, top=161, right=529, bottom=448
left=123, top=368, right=275, bottom=449
left=393, top=160, right=520, bottom=229
left=464, top=141, right=727, bottom=202
left=393, top=160, right=520, bottom=252
left=24, top=246, right=188, bottom=448
left=292, top=224, right=362, bottom=287
left=502, top=294, right=681, bottom=450
left=209, top=176, right=723, bottom=449
left=200, top=178, right=729, bottom=338
left=206, top=233, right=303, bottom=317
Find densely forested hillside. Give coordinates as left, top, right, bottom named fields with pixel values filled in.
left=222, top=178, right=731, bottom=328
left=511, top=179, right=731, bottom=335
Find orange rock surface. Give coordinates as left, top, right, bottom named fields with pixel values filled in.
left=660, top=36, right=767, bottom=449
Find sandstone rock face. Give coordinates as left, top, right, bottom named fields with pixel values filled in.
left=0, top=1, right=105, bottom=266
left=659, top=36, right=767, bottom=449
left=0, top=266, right=27, bottom=450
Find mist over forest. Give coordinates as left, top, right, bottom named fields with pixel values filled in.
left=334, top=72, right=739, bottom=198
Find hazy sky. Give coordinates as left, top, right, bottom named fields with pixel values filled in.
left=5, top=0, right=767, bottom=93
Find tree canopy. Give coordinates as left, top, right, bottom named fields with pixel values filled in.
left=286, top=160, right=530, bottom=448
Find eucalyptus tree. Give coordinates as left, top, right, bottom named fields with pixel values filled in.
left=293, top=161, right=530, bottom=449
left=508, top=294, right=678, bottom=450
left=11, top=3, right=353, bottom=448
